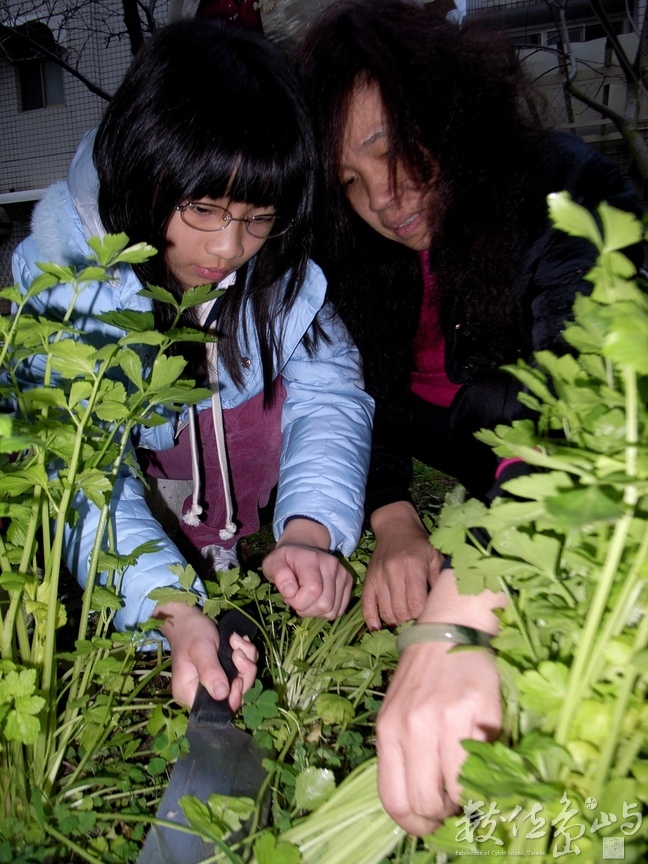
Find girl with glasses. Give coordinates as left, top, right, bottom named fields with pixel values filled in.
left=299, top=0, right=642, bottom=837
left=12, top=19, right=373, bottom=710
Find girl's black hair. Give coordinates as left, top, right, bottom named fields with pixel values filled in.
left=94, top=18, right=317, bottom=400
left=298, top=0, right=549, bottom=397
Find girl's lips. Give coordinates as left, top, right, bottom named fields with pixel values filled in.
left=192, top=264, right=231, bottom=284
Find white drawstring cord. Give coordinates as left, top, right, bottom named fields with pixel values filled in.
left=182, top=405, right=203, bottom=527
left=181, top=300, right=237, bottom=540
left=211, top=344, right=237, bottom=540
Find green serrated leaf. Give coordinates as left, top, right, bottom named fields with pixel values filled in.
left=179, top=284, right=226, bottom=309
left=147, top=586, right=200, bottom=608
left=77, top=266, right=109, bottom=283
left=167, top=562, right=200, bottom=591
left=75, top=469, right=113, bottom=508
left=34, top=261, right=77, bottom=284
left=21, top=386, right=66, bottom=409
left=547, top=191, right=602, bottom=249
left=459, top=739, right=558, bottom=802
left=148, top=354, right=188, bottom=389
left=314, top=693, right=354, bottom=725
left=545, top=485, right=623, bottom=527
left=114, top=241, right=158, bottom=264
left=253, top=832, right=301, bottom=864
left=518, top=661, right=569, bottom=729
left=87, top=233, right=129, bottom=265
left=117, top=347, right=144, bottom=388
left=89, top=586, right=123, bottom=612
left=603, top=304, right=648, bottom=373
left=294, top=767, right=336, bottom=811
left=138, top=284, right=178, bottom=307
left=95, top=309, right=155, bottom=333
left=599, top=202, right=643, bottom=253
left=48, top=340, right=98, bottom=378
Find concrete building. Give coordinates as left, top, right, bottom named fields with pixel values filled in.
left=465, top=0, right=647, bottom=188
left=0, top=0, right=645, bottom=292
left=0, top=0, right=157, bottom=288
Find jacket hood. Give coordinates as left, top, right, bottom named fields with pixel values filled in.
left=29, top=128, right=103, bottom=267
left=66, top=127, right=104, bottom=241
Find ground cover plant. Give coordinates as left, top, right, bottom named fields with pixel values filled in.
left=0, top=192, right=646, bottom=864
left=0, top=235, right=217, bottom=862
left=0, top=235, right=407, bottom=864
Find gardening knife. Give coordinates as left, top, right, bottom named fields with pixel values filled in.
left=137, top=607, right=268, bottom=864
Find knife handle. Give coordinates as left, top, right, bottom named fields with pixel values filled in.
left=191, top=608, right=258, bottom=725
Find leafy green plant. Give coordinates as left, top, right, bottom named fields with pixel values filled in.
left=170, top=538, right=406, bottom=864
left=5, top=191, right=644, bottom=864
left=0, top=235, right=220, bottom=862
left=184, top=193, right=648, bottom=864
left=0, top=234, right=407, bottom=864
left=419, top=194, right=648, bottom=862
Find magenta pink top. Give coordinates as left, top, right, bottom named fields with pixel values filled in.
left=410, top=251, right=462, bottom=408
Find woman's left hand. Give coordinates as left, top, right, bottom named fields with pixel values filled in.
left=154, top=602, right=258, bottom=709
left=375, top=568, right=505, bottom=834
left=262, top=519, right=352, bottom=619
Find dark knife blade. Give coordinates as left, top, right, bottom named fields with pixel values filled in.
left=137, top=607, right=268, bottom=864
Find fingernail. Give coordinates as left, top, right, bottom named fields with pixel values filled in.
left=212, top=682, right=229, bottom=700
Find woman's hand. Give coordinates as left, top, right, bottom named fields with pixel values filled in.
left=364, top=500, right=445, bottom=629
left=376, top=568, right=506, bottom=835
left=262, top=519, right=352, bottom=619
left=153, top=602, right=258, bottom=709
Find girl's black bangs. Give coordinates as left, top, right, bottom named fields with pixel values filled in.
left=185, top=141, right=303, bottom=214
left=229, top=148, right=301, bottom=209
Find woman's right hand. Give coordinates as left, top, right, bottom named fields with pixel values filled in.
left=375, top=568, right=505, bottom=835
left=363, top=500, right=445, bottom=629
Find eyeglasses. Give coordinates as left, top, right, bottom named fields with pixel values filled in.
left=176, top=201, right=292, bottom=239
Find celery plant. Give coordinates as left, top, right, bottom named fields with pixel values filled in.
left=0, top=234, right=216, bottom=860
left=425, top=195, right=648, bottom=861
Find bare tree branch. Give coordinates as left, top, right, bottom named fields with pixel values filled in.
left=0, top=20, right=112, bottom=100
left=0, top=0, right=162, bottom=101
left=544, top=0, right=648, bottom=184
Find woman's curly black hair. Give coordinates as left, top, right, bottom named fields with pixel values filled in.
left=298, top=0, right=550, bottom=397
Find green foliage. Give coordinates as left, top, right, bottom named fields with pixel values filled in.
left=0, top=233, right=406, bottom=863
left=3, top=193, right=646, bottom=864
left=426, top=193, right=648, bottom=861
left=0, top=237, right=213, bottom=861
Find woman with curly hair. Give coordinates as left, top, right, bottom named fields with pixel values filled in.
left=299, top=0, right=642, bottom=834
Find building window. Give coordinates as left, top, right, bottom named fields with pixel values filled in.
left=19, top=57, right=63, bottom=110
left=0, top=20, right=65, bottom=111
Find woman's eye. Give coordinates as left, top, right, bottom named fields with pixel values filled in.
left=190, top=204, right=213, bottom=216
left=341, top=176, right=357, bottom=191
left=251, top=215, right=275, bottom=224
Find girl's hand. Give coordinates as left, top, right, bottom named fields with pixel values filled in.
left=375, top=568, right=505, bottom=834
left=153, top=602, right=258, bottom=709
left=262, top=519, right=352, bottom=619
left=364, top=500, right=445, bottom=629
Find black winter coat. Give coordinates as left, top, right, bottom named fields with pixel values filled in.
left=366, top=132, right=644, bottom=516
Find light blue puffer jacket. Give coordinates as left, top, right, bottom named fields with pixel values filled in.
left=11, top=131, right=374, bottom=632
